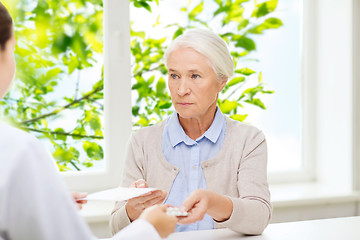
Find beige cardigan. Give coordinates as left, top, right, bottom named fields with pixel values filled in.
left=110, top=116, right=272, bottom=235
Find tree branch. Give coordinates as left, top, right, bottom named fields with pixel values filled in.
left=21, top=85, right=103, bottom=125
left=224, top=82, right=246, bottom=100
left=70, top=161, right=81, bottom=171
left=74, top=70, right=81, bottom=100
left=87, top=98, right=104, bottom=108
left=21, top=127, right=104, bottom=139
left=131, top=64, right=165, bottom=78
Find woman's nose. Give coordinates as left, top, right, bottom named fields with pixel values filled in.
left=177, top=80, right=191, bottom=96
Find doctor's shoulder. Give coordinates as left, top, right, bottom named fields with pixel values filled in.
left=0, top=121, right=46, bottom=158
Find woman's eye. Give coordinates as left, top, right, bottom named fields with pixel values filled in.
left=170, top=74, right=179, bottom=79
left=192, top=74, right=200, bottom=79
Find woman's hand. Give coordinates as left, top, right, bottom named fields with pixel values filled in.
left=125, top=179, right=167, bottom=222
left=71, top=192, right=88, bottom=210
left=140, top=205, right=177, bottom=238
left=178, top=189, right=233, bottom=224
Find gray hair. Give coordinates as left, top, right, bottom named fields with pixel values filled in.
left=164, top=29, right=234, bottom=81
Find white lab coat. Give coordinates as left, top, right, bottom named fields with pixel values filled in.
left=0, top=122, right=160, bottom=240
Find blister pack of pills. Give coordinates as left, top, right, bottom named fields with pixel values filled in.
left=166, top=207, right=189, bottom=217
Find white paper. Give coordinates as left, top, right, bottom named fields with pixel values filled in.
left=84, top=187, right=158, bottom=201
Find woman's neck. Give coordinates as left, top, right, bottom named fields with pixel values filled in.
left=178, top=104, right=217, bottom=141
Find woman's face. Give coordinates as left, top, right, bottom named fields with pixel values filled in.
left=167, top=47, right=226, bottom=120
left=0, top=29, right=16, bottom=99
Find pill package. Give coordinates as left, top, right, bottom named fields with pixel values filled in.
left=166, top=207, right=189, bottom=217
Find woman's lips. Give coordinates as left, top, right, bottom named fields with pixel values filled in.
left=178, top=102, right=193, bottom=106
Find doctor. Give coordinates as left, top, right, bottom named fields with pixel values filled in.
left=0, top=2, right=176, bottom=240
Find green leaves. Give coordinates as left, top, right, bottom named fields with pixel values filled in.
left=235, top=68, right=256, bottom=76
left=132, top=0, right=153, bottom=12
left=54, top=146, right=79, bottom=163
left=248, top=17, right=283, bottom=34
left=228, top=77, right=245, bottom=87
left=54, top=128, right=67, bottom=141
left=38, top=68, right=62, bottom=84
left=2, top=0, right=105, bottom=171
left=230, top=114, right=248, bottom=122
left=156, top=77, right=167, bottom=97
left=189, top=1, right=204, bottom=20
left=84, top=111, right=101, bottom=131
left=83, top=141, right=103, bottom=160
left=235, top=36, right=256, bottom=51
left=245, top=98, right=266, bottom=109
left=173, top=27, right=184, bottom=40
left=252, top=0, right=278, bottom=18
left=218, top=100, right=238, bottom=114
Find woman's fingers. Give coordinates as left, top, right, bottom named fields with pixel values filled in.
left=143, top=191, right=167, bottom=208
left=178, top=189, right=208, bottom=224
left=71, top=192, right=87, bottom=201
left=130, top=179, right=148, bottom=188
left=71, top=192, right=88, bottom=210
left=126, top=189, right=168, bottom=221
left=131, top=190, right=164, bottom=204
left=177, top=202, right=207, bottom=224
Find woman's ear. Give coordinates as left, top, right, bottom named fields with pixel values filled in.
left=218, top=77, right=228, bottom=92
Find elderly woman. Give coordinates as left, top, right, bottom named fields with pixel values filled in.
left=110, top=29, right=271, bottom=235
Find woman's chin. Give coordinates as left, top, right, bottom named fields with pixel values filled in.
left=176, top=110, right=195, bottom=119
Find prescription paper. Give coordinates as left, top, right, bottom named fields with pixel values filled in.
left=85, top=187, right=158, bottom=201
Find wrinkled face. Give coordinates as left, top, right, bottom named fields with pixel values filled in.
left=167, top=47, right=226, bottom=120
left=0, top=29, right=16, bottom=99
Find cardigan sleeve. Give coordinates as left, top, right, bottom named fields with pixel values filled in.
left=215, top=130, right=272, bottom=235
left=110, top=133, right=146, bottom=235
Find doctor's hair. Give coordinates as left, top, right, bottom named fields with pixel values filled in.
left=164, top=28, right=234, bottom=82
left=0, top=2, right=13, bottom=51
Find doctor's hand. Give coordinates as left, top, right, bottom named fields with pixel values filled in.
left=125, top=179, right=167, bottom=222
left=140, top=205, right=177, bottom=238
left=178, top=189, right=233, bottom=224
left=71, top=192, right=88, bottom=210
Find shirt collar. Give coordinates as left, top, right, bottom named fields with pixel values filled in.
left=167, top=107, right=225, bottom=147
left=167, top=113, right=192, bottom=147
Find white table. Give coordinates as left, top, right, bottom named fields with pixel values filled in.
left=165, top=216, right=360, bottom=240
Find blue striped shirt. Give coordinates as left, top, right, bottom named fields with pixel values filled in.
left=162, top=107, right=226, bottom=232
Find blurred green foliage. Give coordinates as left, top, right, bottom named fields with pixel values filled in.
left=0, top=0, right=282, bottom=171
left=1, top=0, right=104, bottom=171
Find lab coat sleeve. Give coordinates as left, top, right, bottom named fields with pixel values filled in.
left=112, top=219, right=161, bottom=240
left=3, top=135, right=97, bottom=240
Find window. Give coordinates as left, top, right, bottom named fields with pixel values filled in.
left=64, top=0, right=132, bottom=191
left=1, top=0, right=131, bottom=192
left=242, top=0, right=303, bottom=178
